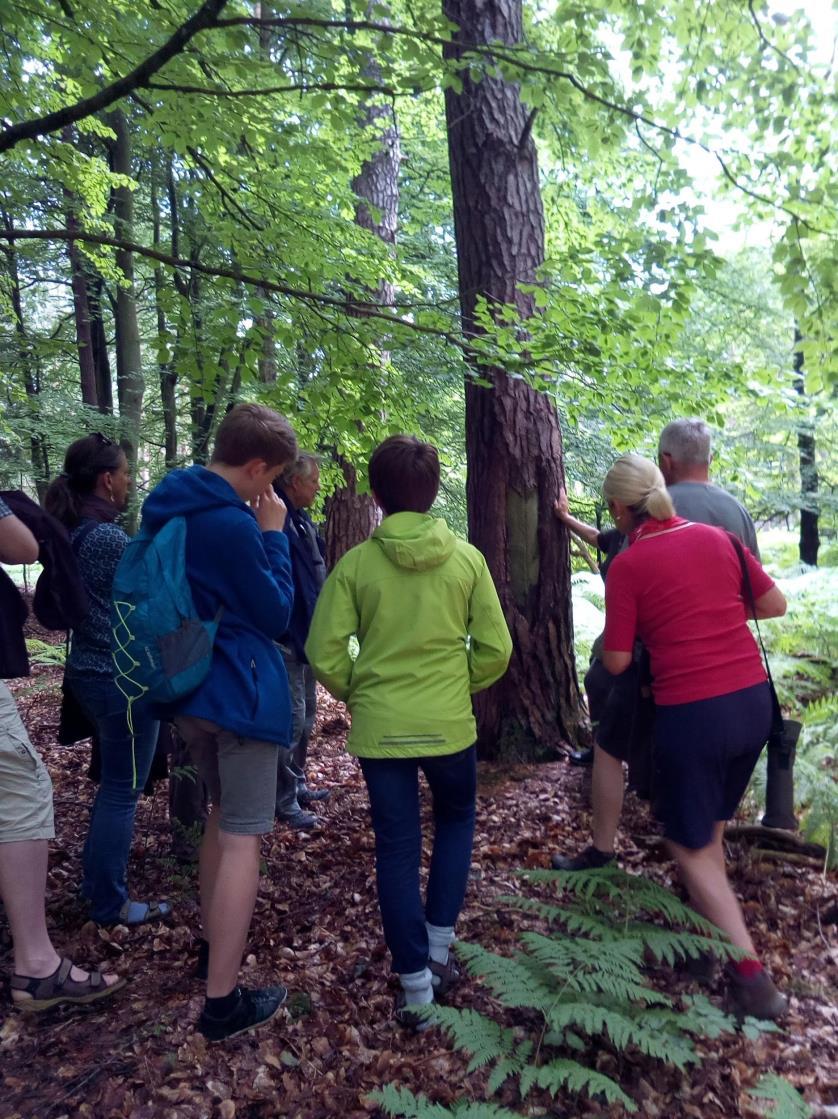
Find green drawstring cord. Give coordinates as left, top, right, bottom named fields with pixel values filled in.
left=113, top=599, right=147, bottom=791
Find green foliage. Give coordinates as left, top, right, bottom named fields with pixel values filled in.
left=25, top=638, right=66, bottom=669
left=374, top=866, right=765, bottom=1118
left=746, top=1074, right=813, bottom=1119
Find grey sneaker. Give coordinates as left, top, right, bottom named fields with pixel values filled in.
left=278, top=809, right=319, bottom=830
left=726, top=967, right=788, bottom=1021
left=199, top=985, right=287, bottom=1041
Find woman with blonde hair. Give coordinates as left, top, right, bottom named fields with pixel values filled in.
left=593, top=454, right=788, bottom=1020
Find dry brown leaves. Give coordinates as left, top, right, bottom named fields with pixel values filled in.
left=1, top=627, right=835, bottom=1119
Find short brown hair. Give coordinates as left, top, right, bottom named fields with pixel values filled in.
left=368, top=435, right=440, bottom=515
left=212, top=404, right=297, bottom=468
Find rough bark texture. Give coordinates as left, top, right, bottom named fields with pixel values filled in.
left=443, top=0, right=582, bottom=757
left=63, top=127, right=98, bottom=409
left=794, top=328, right=819, bottom=566
left=324, top=457, right=381, bottom=570
left=324, top=29, right=399, bottom=564
left=109, top=110, right=144, bottom=518
left=150, top=157, right=178, bottom=469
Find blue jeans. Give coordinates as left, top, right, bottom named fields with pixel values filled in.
left=67, top=673, right=159, bottom=922
left=359, top=746, right=477, bottom=974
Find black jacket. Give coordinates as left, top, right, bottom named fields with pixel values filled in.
left=275, top=487, right=327, bottom=661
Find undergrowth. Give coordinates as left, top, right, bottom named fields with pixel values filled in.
left=371, top=867, right=804, bottom=1118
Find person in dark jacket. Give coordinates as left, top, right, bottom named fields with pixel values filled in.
left=0, top=498, right=124, bottom=1012
left=44, top=434, right=167, bottom=926
left=274, top=453, right=329, bottom=829
left=140, top=403, right=297, bottom=1043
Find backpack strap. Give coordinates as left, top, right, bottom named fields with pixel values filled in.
left=71, top=519, right=100, bottom=555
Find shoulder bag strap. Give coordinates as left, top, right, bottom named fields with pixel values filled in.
left=727, top=532, right=782, bottom=723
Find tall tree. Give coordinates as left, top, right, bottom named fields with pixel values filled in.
left=794, top=327, right=820, bottom=566
left=443, top=0, right=582, bottom=757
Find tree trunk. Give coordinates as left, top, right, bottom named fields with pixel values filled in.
left=63, top=128, right=99, bottom=408
left=443, top=0, right=582, bottom=758
left=109, top=109, right=144, bottom=524
left=2, top=214, right=50, bottom=495
left=324, top=23, right=398, bottom=562
left=151, top=155, right=178, bottom=468
left=324, top=457, right=381, bottom=569
left=793, top=328, right=819, bottom=565
left=86, top=269, right=113, bottom=413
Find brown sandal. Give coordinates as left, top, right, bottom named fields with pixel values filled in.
left=11, top=957, right=126, bottom=1012
left=428, top=957, right=461, bottom=998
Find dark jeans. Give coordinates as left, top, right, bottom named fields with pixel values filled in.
left=360, top=745, right=477, bottom=975
left=67, top=673, right=159, bottom=922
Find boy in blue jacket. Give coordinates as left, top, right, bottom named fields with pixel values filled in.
left=141, top=404, right=296, bottom=1041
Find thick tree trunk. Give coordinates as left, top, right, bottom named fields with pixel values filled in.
left=794, top=328, right=819, bottom=565
left=324, top=25, right=399, bottom=561
left=324, top=457, right=381, bottom=569
left=87, top=271, right=113, bottom=414
left=109, top=109, right=143, bottom=524
left=443, top=0, right=582, bottom=758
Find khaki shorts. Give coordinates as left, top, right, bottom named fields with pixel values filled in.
left=0, top=681, right=54, bottom=843
left=174, top=716, right=278, bottom=836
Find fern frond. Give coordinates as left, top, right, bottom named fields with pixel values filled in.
left=520, top=931, right=667, bottom=1005
left=625, top=924, right=738, bottom=966
left=424, top=1006, right=517, bottom=1072
left=371, top=1085, right=454, bottom=1119
left=546, top=1001, right=698, bottom=1068
left=454, top=943, right=554, bottom=1010
left=746, top=1074, right=813, bottom=1119
left=519, top=1058, right=637, bottom=1112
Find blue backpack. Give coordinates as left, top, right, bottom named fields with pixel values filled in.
left=111, top=516, right=222, bottom=707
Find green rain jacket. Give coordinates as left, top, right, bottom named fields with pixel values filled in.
left=305, top=512, right=512, bottom=758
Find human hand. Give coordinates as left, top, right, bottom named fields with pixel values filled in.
left=554, top=486, right=570, bottom=521
left=253, top=487, right=287, bottom=533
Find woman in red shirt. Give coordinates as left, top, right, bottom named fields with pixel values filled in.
left=601, top=454, right=788, bottom=1021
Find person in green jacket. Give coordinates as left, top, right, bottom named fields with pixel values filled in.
left=306, top=435, right=512, bottom=1027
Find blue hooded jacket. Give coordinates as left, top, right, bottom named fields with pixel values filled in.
left=141, top=465, right=294, bottom=745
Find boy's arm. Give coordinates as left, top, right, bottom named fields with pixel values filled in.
left=468, top=557, right=513, bottom=694
left=305, top=559, right=358, bottom=702
left=214, top=518, right=294, bottom=641
left=0, top=499, right=39, bottom=565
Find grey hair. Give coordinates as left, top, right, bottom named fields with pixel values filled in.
left=658, top=418, right=712, bottom=467
left=603, top=454, right=675, bottom=522
left=280, top=451, right=320, bottom=486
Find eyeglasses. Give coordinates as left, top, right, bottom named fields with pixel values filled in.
left=93, top=432, right=116, bottom=447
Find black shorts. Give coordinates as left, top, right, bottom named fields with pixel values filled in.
left=585, top=659, right=648, bottom=764
left=653, top=682, right=772, bottom=849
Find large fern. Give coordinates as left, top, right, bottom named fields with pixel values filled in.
left=746, top=1074, right=813, bottom=1119
left=376, top=865, right=761, bottom=1118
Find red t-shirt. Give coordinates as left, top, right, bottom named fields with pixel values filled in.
left=603, top=518, right=774, bottom=705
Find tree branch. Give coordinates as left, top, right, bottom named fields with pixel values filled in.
left=146, top=79, right=401, bottom=97
left=747, top=0, right=801, bottom=73
left=0, top=0, right=230, bottom=154
left=0, top=226, right=465, bottom=346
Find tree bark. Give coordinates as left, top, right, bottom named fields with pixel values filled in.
left=793, top=327, right=819, bottom=566
left=109, top=110, right=144, bottom=528
left=324, top=456, right=381, bottom=569
left=151, top=154, right=178, bottom=468
left=443, top=0, right=582, bottom=758
left=63, top=128, right=99, bottom=409
left=2, top=214, right=51, bottom=496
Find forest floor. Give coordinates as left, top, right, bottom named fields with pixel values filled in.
left=1, top=636, right=836, bottom=1119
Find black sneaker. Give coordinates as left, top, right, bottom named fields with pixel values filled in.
left=278, top=809, right=320, bottom=830
left=568, top=748, right=594, bottom=767
left=198, top=985, right=287, bottom=1041
left=298, top=787, right=331, bottom=806
left=551, top=845, right=614, bottom=871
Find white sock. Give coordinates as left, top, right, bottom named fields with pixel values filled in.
left=399, top=967, right=434, bottom=1006
left=426, top=922, right=455, bottom=967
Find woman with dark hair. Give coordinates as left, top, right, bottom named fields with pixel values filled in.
left=591, top=454, right=788, bottom=1021
left=44, top=434, right=169, bottom=926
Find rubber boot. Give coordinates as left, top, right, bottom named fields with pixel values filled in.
left=762, top=720, right=802, bottom=831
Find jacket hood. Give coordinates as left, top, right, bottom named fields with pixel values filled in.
left=141, top=465, right=250, bottom=530
left=372, top=512, right=457, bottom=571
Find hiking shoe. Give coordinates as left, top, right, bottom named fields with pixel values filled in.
left=428, top=958, right=461, bottom=998
left=395, top=996, right=434, bottom=1033
left=198, top=985, right=287, bottom=1041
left=278, top=809, right=319, bottom=830
left=568, top=748, right=594, bottom=767
left=298, top=786, right=331, bottom=806
left=681, top=950, right=718, bottom=986
left=551, top=845, right=614, bottom=872
left=726, top=967, right=788, bottom=1022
